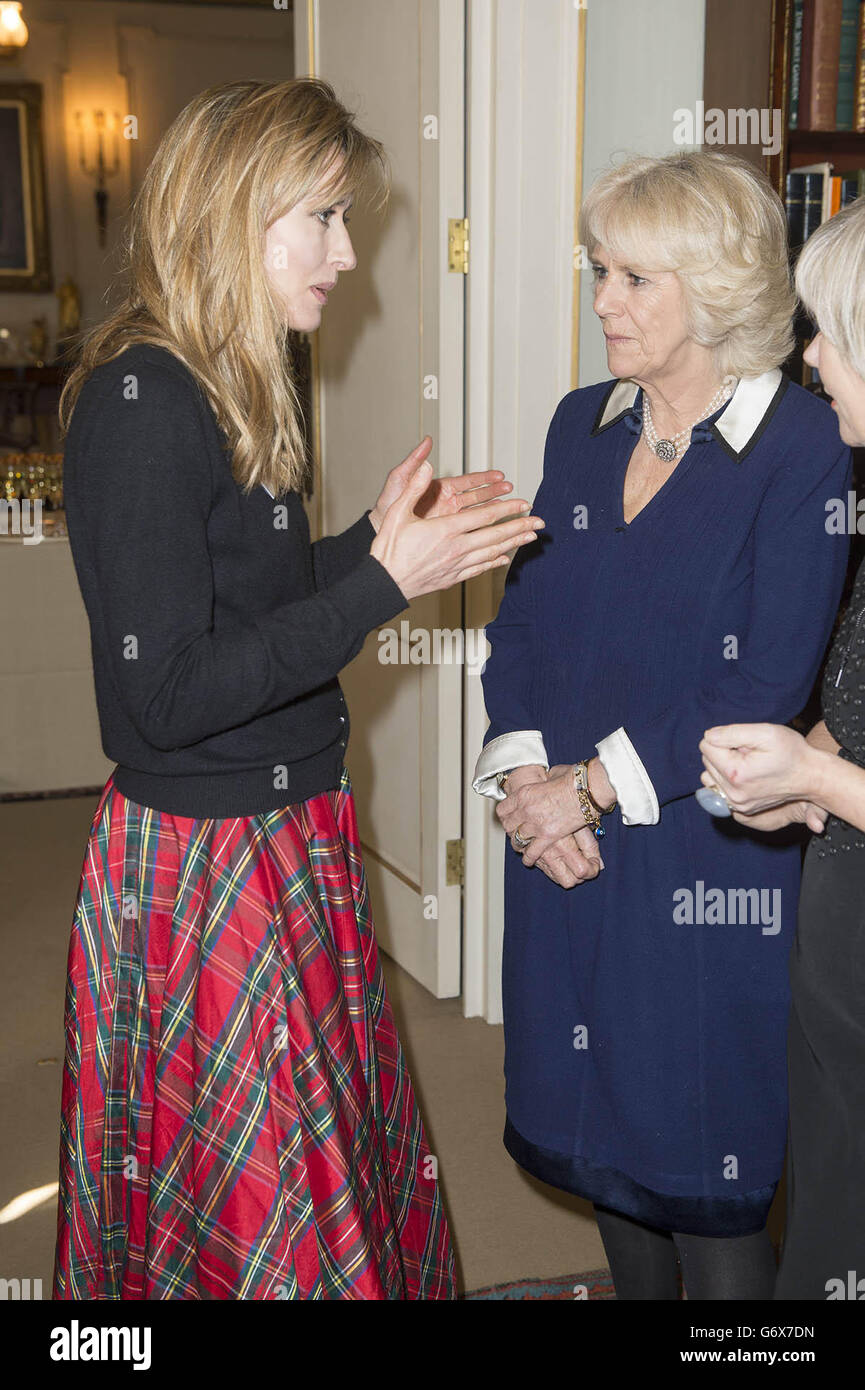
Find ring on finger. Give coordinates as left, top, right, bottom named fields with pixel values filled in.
left=513, top=826, right=534, bottom=851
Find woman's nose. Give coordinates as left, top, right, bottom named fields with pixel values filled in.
left=594, top=284, right=619, bottom=316
left=803, top=332, right=821, bottom=368
left=332, top=227, right=357, bottom=273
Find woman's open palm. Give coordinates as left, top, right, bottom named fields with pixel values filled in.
left=373, top=436, right=518, bottom=523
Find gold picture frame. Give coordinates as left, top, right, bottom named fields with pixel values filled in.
left=0, top=82, right=52, bottom=293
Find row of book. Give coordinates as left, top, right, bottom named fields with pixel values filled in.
left=789, top=0, right=865, bottom=131
left=785, top=163, right=864, bottom=243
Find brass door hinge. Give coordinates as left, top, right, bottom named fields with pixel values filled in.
left=448, top=217, right=469, bottom=274
left=445, top=837, right=465, bottom=885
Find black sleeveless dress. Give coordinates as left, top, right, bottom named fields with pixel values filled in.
left=775, top=559, right=865, bottom=1300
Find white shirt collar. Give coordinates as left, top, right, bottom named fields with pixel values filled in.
left=591, top=368, right=788, bottom=462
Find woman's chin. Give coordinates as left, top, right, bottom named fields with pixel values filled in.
left=286, top=306, right=323, bottom=334
left=838, top=419, right=865, bottom=448
left=604, top=344, right=636, bottom=376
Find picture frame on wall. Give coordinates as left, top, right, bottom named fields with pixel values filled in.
left=0, top=82, right=53, bottom=293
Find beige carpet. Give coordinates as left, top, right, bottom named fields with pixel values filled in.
left=0, top=792, right=785, bottom=1295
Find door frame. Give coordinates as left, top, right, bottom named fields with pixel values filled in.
left=462, top=0, right=587, bottom=1021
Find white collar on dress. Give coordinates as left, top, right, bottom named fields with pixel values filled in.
left=591, top=367, right=788, bottom=462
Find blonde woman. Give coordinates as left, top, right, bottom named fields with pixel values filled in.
left=700, top=196, right=865, bottom=1300
left=473, top=151, right=851, bottom=1299
left=53, top=79, right=543, bottom=1300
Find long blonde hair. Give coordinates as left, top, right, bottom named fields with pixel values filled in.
left=59, top=78, right=390, bottom=496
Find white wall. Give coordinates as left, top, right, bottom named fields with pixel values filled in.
left=0, top=1, right=294, bottom=797
left=578, top=0, right=705, bottom=386
left=1, top=0, right=293, bottom=358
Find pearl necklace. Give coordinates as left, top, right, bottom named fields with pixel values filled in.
left=642, top=377, right=736, bottom=462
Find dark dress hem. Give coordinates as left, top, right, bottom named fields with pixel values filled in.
left=504, top=1116, right=776, bottom=1238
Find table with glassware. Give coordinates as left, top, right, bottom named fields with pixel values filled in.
left=0, top=452, right=113, bottom=796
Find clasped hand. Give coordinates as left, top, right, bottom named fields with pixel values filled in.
left=495, top=764, right=603, bottom=888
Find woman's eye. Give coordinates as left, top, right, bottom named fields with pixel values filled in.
left=316, top=209, right=351, bottom=226
left=591, top=264, right=606, bottom=279
left=629, top=273, right=647, bottom=286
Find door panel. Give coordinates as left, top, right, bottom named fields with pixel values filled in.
left=304, top=0, right=466, bottom=996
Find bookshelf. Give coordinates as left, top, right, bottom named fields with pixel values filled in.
left=769, top=0, right=865, bottom=186
left=764, top=2, right=865, bottom=392
left=705, top=0, right=865, bottom=710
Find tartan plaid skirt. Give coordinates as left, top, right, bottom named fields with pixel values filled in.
left=53, top=766, right=456, bottom=1300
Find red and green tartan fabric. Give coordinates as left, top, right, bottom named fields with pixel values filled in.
left=53, top=767, right=456, bottom=1299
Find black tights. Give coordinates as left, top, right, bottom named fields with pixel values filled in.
left=594, top=1204, right=777, bottom=1300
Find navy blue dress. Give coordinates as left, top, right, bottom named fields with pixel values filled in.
left=480, top=373, right=851, bottom=1236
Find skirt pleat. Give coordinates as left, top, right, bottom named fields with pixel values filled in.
left=53, top=767, right=456, bottom=1300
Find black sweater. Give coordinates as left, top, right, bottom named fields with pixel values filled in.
left=63, top=343, right=409, bottom=816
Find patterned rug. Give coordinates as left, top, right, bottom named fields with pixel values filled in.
left=463, top=1267, right=616, bottom=1300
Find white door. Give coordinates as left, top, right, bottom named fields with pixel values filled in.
left=296, top=0, right=466, bottom=997
left=462, top=0, right=587, bottom=1020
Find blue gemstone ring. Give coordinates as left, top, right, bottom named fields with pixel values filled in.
left=695, top=785, right=732, bottom=818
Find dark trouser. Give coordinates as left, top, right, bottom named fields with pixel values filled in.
left=594, top=1204, right=776, bottom=1300
left=773, top=840, right=865, bottom=1300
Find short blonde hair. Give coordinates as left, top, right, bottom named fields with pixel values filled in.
left=795, top=196, right=865, bottom=380
left=579, top=150, right=795, bottom=378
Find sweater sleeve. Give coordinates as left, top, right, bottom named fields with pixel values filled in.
left=619, top=438, right=852, bottom=809
left=68, top=366, right=408, bottom=752
left=310, top=511, right=377, bottom=590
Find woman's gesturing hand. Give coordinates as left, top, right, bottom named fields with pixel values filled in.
left=729, top=801, right=828, bottom=835
left=698, top=722, right=819, bottom=817
left=370, top=456, right=544, bottom=602
left=369, top=435, right=518, bottom=530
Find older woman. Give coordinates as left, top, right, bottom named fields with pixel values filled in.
left=700, top=195, right=865, bottom=1301
left=473, top=151, right=851, bottom=1300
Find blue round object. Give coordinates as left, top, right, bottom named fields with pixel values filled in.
left=695, top=785, right=732, bottom=818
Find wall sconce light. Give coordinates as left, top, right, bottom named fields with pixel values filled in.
left=75, top=109, right=121, bottom=248
left=0, top=2, right=29, bottom=58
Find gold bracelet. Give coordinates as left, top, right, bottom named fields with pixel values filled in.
left=586, top=775, right=617, bottom=816
left=573, top=761, right=604, bottom=839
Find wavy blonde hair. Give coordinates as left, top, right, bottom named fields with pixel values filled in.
left=579, top=149, right=795, bottom=378
left=795, top=195, right=865, bottom=380
left=59, top=78, right=390, bottom=496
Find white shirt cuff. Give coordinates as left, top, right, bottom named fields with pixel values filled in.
left=595, top=726, right=659, bottom=825
left=472, top=730, right=549, bottom=801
